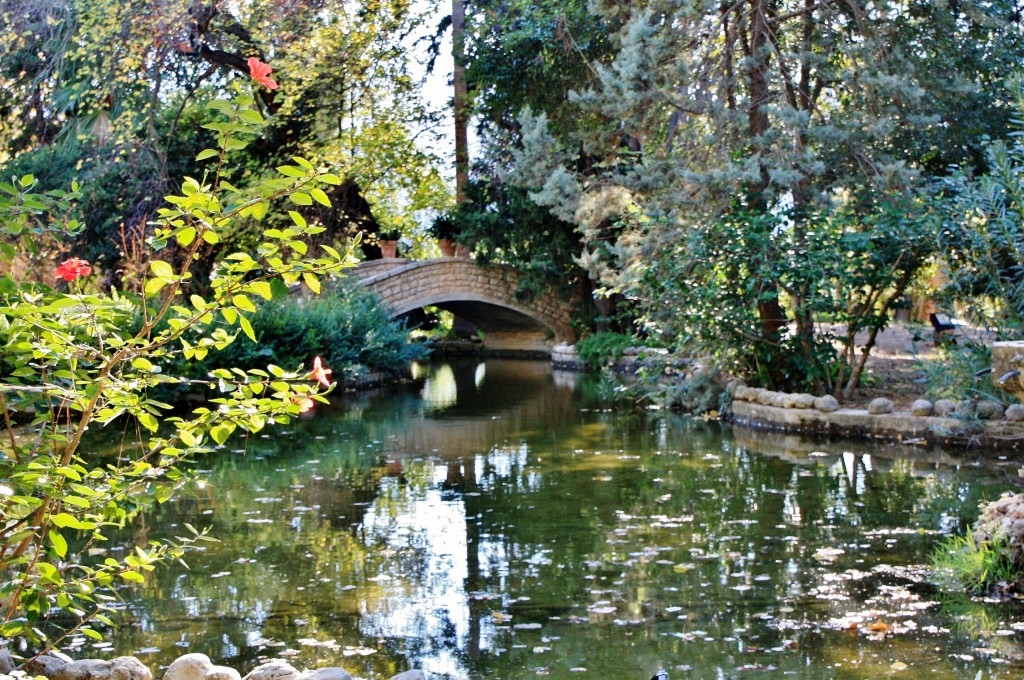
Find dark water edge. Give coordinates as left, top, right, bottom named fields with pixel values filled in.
left=63, top=359, right=1024, bottom=679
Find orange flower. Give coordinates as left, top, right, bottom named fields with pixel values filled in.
left=55, top=257, right=92, bottom=282
left=292, top=396, right=315, bottom=413
left=310, top=356, right=332, bottom=387
left=247, top=57, right=279, bottom=90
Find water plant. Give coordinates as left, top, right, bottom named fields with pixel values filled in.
left=930, top=528, right=1018, bottom=596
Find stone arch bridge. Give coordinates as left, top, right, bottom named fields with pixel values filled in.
left=353, top=257, right=574, bottom=352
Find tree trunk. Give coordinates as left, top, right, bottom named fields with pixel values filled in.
left=747, top=0, right=788, bottom=362
left=452, top=0, right=469, bottom=204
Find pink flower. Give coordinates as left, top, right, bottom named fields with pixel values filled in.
left=247, top=57, right=279, bottom=90
left=310, top=356, right=332, bottom=387
left=55, top=258, right=92, bottom=282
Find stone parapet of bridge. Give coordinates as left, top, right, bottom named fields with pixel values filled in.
left=354, top=258, right=574, bottom=351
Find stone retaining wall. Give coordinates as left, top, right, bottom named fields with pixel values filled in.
left=729, top=386, right=1024, bottom=450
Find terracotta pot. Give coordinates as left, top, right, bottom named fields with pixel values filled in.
left=380, top=239, right=399, bottom=258
left=437, top=238, right=456, bottom=257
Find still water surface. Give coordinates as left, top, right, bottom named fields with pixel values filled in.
left=93, top=360, right=1024, bottom=678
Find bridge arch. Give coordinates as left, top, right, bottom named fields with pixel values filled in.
left=354, top=259, right=574, bottom=351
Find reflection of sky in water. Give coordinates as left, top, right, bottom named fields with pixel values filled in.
left=360, top=464, right=470, bottom=677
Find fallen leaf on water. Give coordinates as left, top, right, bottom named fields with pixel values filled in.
left=866, top=619, right=892, bottom=635
left=890, top=661, right=907, bottom=671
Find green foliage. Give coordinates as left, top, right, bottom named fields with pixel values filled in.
left=627, top=192, right=934, bottom=393
left=502, top=0, right=1022, bottom=392
left=180, top=280, right=428, bottom=381
left=576, top=331, right=633, bottom=370
left=941, top=82, right=1024, bottom=335
left=0, top=76, right=352, bottom=652
left=450, top=178, right=584, bottom=305
left=931, top=529, right=1018, bottom=596
left=916, top=341, right=995, bottom=402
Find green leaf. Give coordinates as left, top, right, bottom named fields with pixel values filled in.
left=232, top=294, right=256, bottom=313
left=81, top=628, right=104, bottom=641
left=303, top=272, right=321, bottom=294
left=292, top=156, right=315, bottom=171
left=289, top=211, right=307, bottom=228
left=120, top=571, right=146, bottom=584
left=248, top=281, right=273, bottom=300
left=310, top=187, right=331, bottom=207
left=49, top=530, right=68, bottom=558
left=251, top=201, right=269, bottom=220
left=239, top=109, right=264, bottom=124
left=289, top=192, right=313, bottom=206
left=195, top=149, right=219, bottom=161
left=238, top=314, right=256, bottom=342
left=131, top=357, right=154, bottom=372
left=150, top=260, right=174, bottom=279
left=177, top=227, right=197, bottom=247
left=210, top=424, right=234, bottom=445
left=277, top=165, right=307, bottom=178
left=138, top=413, right=158, bottom=433
left=51, top=512, right=86, bottom=529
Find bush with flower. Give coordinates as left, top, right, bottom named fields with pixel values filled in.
left=0, top=61, right=352, bottom=653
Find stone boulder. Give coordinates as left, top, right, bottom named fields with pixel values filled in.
left=296, top=670, right=351, bottom=680
left=974, top=493, right=1024, bottom=569
left=24, top=651, right=74, bottom=677
left=1006, top=404, right=1024, bottom=422
left=910, top=399, right=934, bottom=417
left=51, top=657, right=152, bottom=680
left=867, top=398, right=894, bottom=415
left=934, top=399, right=957, bottom=417
left=793, top=393, right=816, bottom=409
left=164, top=655, right=240, bottom=680
left=814, top=395, right=840, bottom=413
left=0, top=648, right=14, bottom=674
left=977, top=400, right=1006, bottom=420
left=389, top=672, right=426, bottom=680
left=242, top=661, right=299, bottom=680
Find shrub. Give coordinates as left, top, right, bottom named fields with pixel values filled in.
left=0, top=66, right=350, bottom=652
left=186, top=280, right=428, bottom=379
left=576, top=331, right=634, bottom=369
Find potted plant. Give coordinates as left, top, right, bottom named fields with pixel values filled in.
left=377, top=229, right=401, bottom=258
left=429, top=214, right=457, bottom=257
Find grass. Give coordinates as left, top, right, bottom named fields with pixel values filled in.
left=930, top=528, right=1018, bottom=596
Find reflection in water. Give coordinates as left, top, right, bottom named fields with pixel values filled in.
left=90, top=360, right=1024, bottom=679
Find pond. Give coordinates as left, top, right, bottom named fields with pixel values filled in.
left=84, top=359, right=1024, bottom=679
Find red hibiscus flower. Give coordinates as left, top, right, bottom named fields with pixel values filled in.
left=310, top=356, right=332, bottom=387
left=55, top=258, right=92, bottom=282
left=247, top=57, right=279, bottom=91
